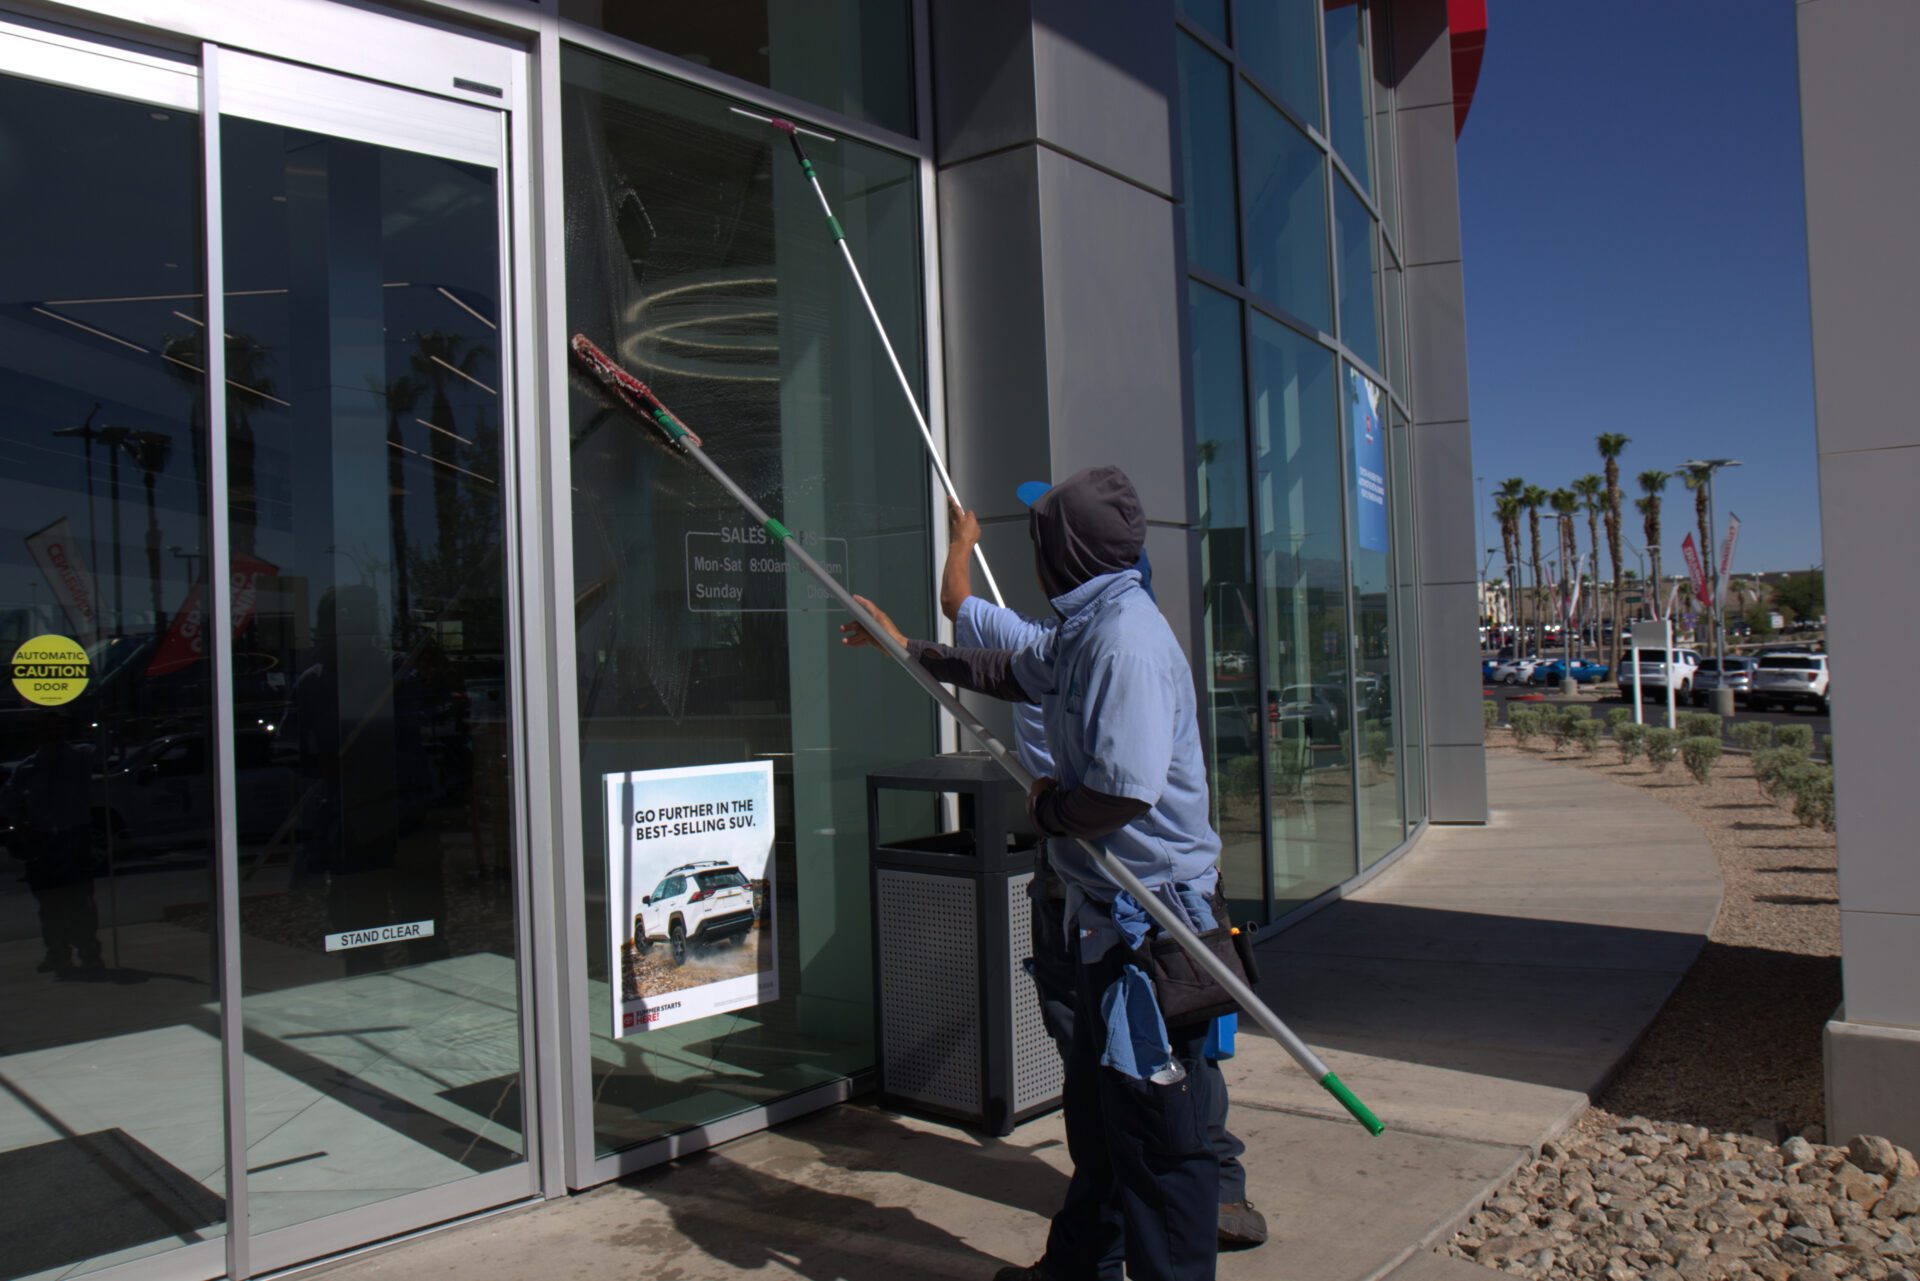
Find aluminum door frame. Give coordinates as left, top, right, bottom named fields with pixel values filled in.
left=197, top=35, right=548, bottom=1280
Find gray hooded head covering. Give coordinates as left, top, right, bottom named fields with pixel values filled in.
left=1028, top=465, right=1146, bottom=600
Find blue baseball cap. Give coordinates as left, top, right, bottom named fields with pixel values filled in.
left=1014, top=479, right=1155, bottom=602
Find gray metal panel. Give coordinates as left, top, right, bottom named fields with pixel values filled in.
left=1819, top=444, right=1919, bottom=916
left=1419, top=582, right=1483, bottom=745
left=1827, top=1017, right=1920, bottom=1153
left=1404, top=261, right=1471, bottom=426
left=929, top=0, right=1037, bottom=167
left=1006, top=871, right=1064, bottom=1112
left=1036, top=148, right=1190, bottom=524
left=876, top=869, right=982, bottom=1112
left=1836, top=910, right=1920, bottom=1028
left=1394, top=102, right=1464, bottom=270
left=1387, top=0, right=1453, bottom=111
left=1425, top=742, right=1489, bottom=826
left=1141, top=523, right=1203, bottom=669
left=1412, top=418, right=1478, bottom=587
left=938, top=147, right=1052, bottom=525
left=1030, top=0, right=1177, bottom=197
left=1797, top=0, right=1920, bottom=457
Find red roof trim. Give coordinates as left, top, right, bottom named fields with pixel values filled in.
left=1448, top=0, right=1487, bottom=136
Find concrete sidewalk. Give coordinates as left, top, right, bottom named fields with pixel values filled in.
left=315, top=753, right=1719, bottom=1281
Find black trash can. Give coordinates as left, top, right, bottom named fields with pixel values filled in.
left=866, top=752, right=1064, bottom=1135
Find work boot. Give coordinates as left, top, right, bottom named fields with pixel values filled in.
left=36, top=951, right=65, bottom=974
left=993, top=1263, right=1066, bottom=1281
left=1218, top=1199, right=1270, bottom=1248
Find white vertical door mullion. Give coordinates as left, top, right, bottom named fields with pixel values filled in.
left=199, top=40, right=254, bottom=1281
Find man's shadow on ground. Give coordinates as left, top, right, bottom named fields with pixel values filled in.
left=627, top=1104, right=1071, bottom=1279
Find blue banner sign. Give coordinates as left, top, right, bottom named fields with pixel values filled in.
left=1348, top=366, right=1389, bottom=553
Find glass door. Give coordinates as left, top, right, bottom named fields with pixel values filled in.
left=0, top=21, right=228, bottom=1281
left=206, top=47, right=534, bottom=1269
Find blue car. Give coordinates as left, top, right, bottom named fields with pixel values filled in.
left=1529, top=658, right=1610, bottom=685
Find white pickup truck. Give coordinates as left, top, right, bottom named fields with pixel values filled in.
left=1625, top=648, right=1701, bottom=700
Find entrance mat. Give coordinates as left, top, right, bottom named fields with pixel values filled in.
left=0, top=1128, right=223, bottom=1275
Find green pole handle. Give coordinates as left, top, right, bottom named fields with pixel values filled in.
left=1319, top=1072, right=1386, bottom=1137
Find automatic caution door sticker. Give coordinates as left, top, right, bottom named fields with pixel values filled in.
left=11, top=634, right=89, bottom=706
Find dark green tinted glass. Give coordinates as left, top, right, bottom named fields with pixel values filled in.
left=1234, top=0, right=1321, bottom=128
left=1333, top=177, right=1381, bottom=372
left=1238, top=82, right=1330, bottom=330
left=1177, top=34, right=1238, bottom=280
left=1324, top=0, right=1373, bottom=192
left=1180, top=0, right=1230, bottom=44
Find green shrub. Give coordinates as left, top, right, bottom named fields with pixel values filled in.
left=1644, top=727, right=1680, bottom=772
left=1572, top=719, right=1604, bottom=755
left=1678, top=712, right=1724, bottom=741
left=1774, top=724, right=1815, bottom=753
left=1730, top=721, right=1774, bottom=753
left=1273, top=739, right=1311, bottom=796
left=1754, top=747, right=1817, bottom=800
left=1366, top=727, right=1393, bottom=772
left=1547, top=710, right=1577, bottom=750
left=1681, top=736, right=1722, bottom=784
left=1606, top=707, right=1634, bottom=731
left=1484, top=700, right=1501, bottom=733
left=1790, top=764, right=1835, bottom=832
left=1222, top=754, right=1262, bottom=800
left=1615, top=721, right=1648, bottom=764
left=1822, top=734, right=1833, bottom=764
left=1508, top=706, right=1544, bottom=746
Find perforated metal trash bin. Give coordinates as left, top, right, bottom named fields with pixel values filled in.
left=866, top=752, right=1065, bottom=1136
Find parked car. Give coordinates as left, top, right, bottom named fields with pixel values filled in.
left=88, top=729, right=296, bottom=855
left=1749, top=653, right=1831, bottom=714
left=1529, top=658, right=1610, bottom=686
left=1489, top=657, right=1540, bottom=686
left=1271, top=684, right=1342, bottom=744
left=1691, top=657, right=1758, bottom=707
left=1621, top=649, right=1701, bottom=699
left=1481, top=658, right=1502, bottom=684
left=634, top=860, right=759, bottom=965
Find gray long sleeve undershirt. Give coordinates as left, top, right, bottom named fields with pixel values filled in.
left=903, top=640, right=1150, bottom=840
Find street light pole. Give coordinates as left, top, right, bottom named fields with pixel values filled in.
left=1682, top=458, right=1742, bottom=718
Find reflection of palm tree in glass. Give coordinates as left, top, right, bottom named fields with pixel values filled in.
left=121, top=431, right=173, bottom=643
left=376, top=373, right=425, bottom=645
left=410, top=331, right=487, bottom=576
left=161, top=330, right=277, bottom=558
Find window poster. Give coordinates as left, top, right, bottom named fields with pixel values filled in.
left=1348, top=366, right=1389, bottom=554
left=604, top=761, right=777, bottom=1036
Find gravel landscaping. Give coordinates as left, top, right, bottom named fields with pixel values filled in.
left=1446, top=722, right=1870, bottom=1278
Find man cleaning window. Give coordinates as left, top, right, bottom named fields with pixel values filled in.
left=841, top=465, right=1233, bottom=1281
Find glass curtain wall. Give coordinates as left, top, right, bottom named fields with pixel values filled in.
left=1175, top=0, right=1422, bottom=919
left=0, top=67, right=227, bottom=1281
left=559, top=50, right=934, bottom=1159
left=557, top=1, right=914, bottom=136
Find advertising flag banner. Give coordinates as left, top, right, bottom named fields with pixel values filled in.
left=1717, top=512, right=1741, bottom=595
left=1347, top=366, right=1389, bottom=553
left=1681, top=533, right=1709, bottom=610
left=147, top=554, right=278, bottom=678
left=25, top=519, right=101, bottom=650
left=605, top=761, right=777, bottom=1036
left=1663, top=581, right=1681, bottom=621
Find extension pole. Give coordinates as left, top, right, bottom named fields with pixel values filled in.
left=736, top=108, right=1008, bottom=610
left=570, top=335, right=1383, bottom=1136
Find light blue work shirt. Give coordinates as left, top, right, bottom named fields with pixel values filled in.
left=955, top=596, right=1053, bottom=778
left=1002, top=569, right=1221, bottom=911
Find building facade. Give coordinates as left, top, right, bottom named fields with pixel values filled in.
left=0, top=1, right=1484, bottom=1277
left=1796, top=0, right=1920, bottom=1151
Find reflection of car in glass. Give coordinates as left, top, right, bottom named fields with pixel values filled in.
left=89, top=729, right=297, bottom=854
left=1211, top=690, right=1259, bottom=757
left=634, top=860, right=758, bottom=965
left=1270, top=685, right=1341, bottom=744
left=1213, top=650, right=1251, bottom=675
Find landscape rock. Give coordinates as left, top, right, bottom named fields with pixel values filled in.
left=1853, top=1137, right=1903, bottom=1178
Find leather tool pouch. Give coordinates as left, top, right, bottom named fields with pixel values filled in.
left=1131, top=902, right=1263, bottom=1032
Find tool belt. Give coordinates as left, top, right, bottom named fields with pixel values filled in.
left=1126, top=899, right=1262, bottom=1031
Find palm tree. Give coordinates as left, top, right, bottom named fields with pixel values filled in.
left=1550, top=489, right=1579, bottom=653
left=121, top=430, right=173, bottom=642
left=1682, top=464, right=1715, bottom=618
left=1572, top=474, right=1604, bottom=652
left=1496, top=477, right=1527, bottom=643
left=1596, top=434, right=1630, bottom=668
left=1638, top=469, right=1671, bottom=615
left=1494, top=495, right=1523, bottom=644
left=1522, top=484, right=1549, bottom=654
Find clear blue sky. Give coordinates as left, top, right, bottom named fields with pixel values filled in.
left=1456, top=2, right=1820, bottom=580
